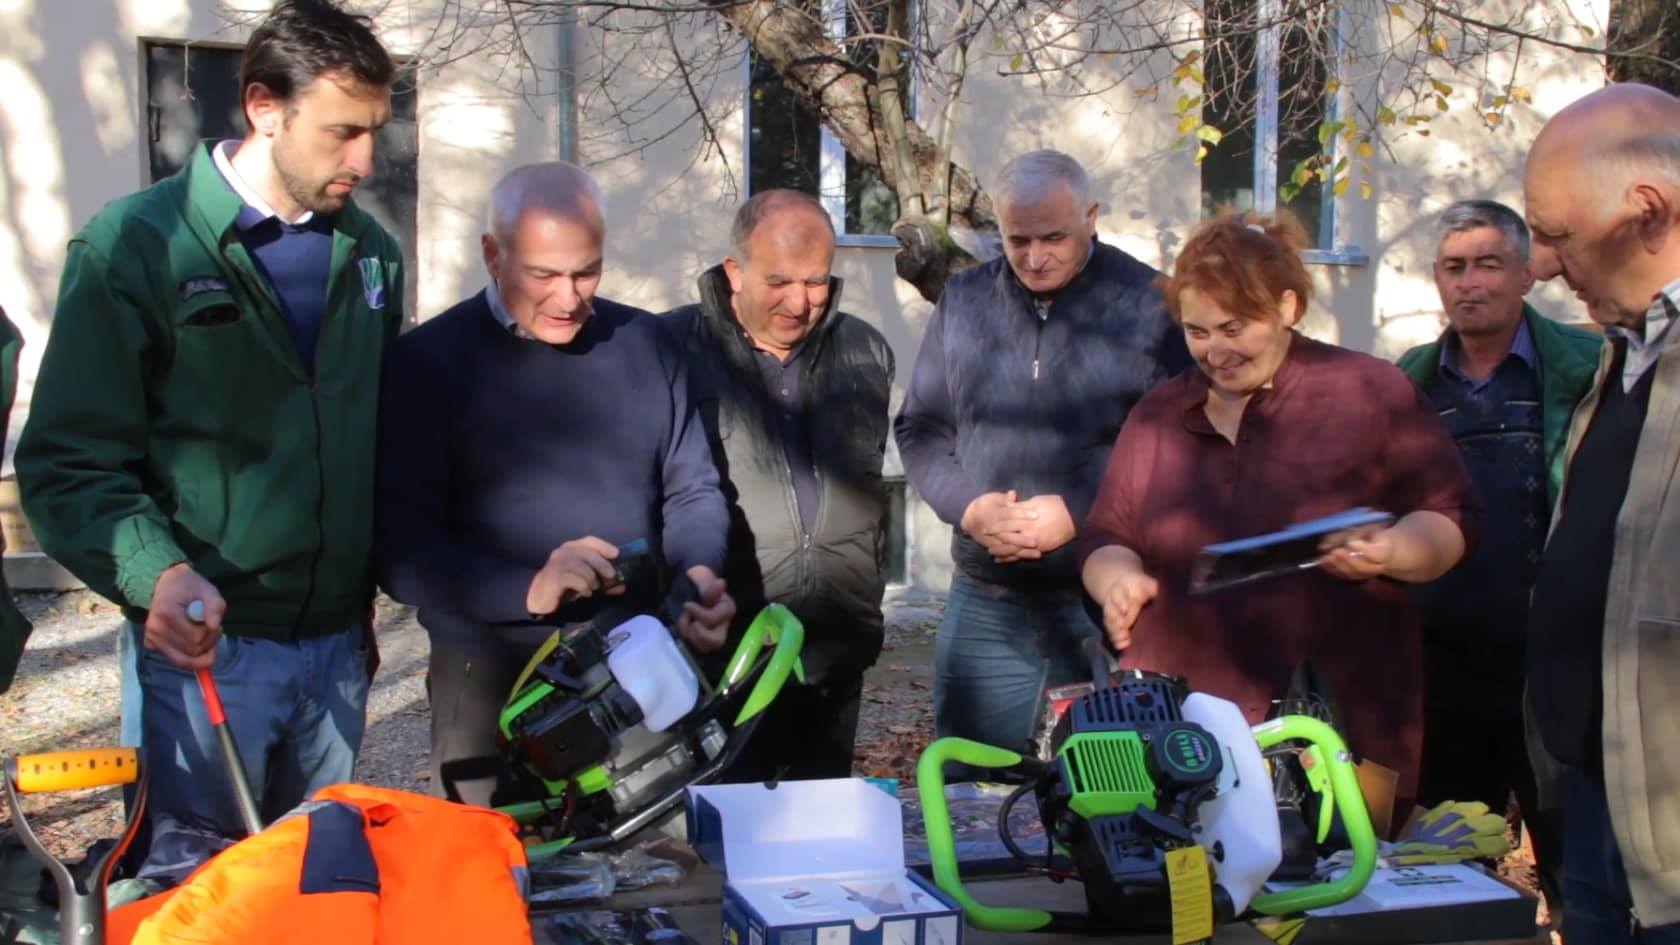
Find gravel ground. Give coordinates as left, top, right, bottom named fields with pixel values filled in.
left=0, top=588, right=943, bottom=862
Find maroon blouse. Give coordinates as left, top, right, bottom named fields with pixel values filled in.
left=1078, top=333, right=1480, bottom=805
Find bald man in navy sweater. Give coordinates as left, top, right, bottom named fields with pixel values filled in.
left=375, top=162, right=735, bottom=807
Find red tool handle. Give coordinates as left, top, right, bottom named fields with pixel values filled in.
left=188, top=600, right=263, bottom=837
left=196, top=667, right=228, bottom=726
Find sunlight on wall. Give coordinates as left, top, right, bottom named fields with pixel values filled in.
left=0, top=0, right=40, bottom=62
left=118, top=0, right=190, bottom=37
left=0, top=55, right=68, bottom=385
left=1369, top=0, right=1610, bottom=357
left=80, top=42, right=134, bottom=155
left=417, top=79, right=518, bottom=316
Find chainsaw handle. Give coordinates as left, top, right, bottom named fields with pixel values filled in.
left=916, top=737, right=1055, bottom=933
left=1247, top=714, right=1378, bottom=914
left=7, top=748, right=140, bottom=793
left=720, top=604, right=805, bottom=726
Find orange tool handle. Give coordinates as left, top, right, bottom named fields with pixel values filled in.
left=196, top=667, right=228, bottom=725
left=7, top=748, right=141, bottom=793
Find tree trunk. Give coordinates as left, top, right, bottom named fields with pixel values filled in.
left=707, top=0, right=995, bottom=301
left=1608, top=0, right=1680, bottom=93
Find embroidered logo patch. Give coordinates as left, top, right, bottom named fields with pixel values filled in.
left=358, top=257, right=386, bottom=310
left=177, top=276, right=229, bottom=301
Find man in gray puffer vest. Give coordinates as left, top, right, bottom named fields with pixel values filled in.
left=663, top=190, right=895, bottom=780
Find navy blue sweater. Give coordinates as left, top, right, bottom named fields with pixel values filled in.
left=895, top=240, right=1189, bottom=588
left=375, top=291, right=728, bottom=647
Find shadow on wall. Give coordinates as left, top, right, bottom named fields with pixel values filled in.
left=0, top=0, right=141, bottom=428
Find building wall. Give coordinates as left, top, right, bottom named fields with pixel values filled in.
left=6, top=0, right=1610, bottom=592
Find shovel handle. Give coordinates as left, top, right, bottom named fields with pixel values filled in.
left=187, top=599, right=264, bottom=837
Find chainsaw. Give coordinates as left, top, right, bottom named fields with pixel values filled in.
left=918, top=670, right=1377, bottom=935
left=495, top=540, right=803, bottom=857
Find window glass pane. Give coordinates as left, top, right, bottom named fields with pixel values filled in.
left=748, top=54, right=822, bottom=197
left=840, top=0, right=903, bottom=233
left=1198, top=0, right=1333, bottom=248
left=844, top=156, right=897, bottom=235
left=747, top=1, right=907, bottom=233
left=1278, top=4, right=1330, bottom=247
left=1200, top=0, right=1257, bottom=219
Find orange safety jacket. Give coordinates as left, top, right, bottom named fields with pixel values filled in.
left=109, top=784, right=532, bottom=944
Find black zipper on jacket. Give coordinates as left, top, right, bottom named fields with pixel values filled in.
left=1024, top=311, right=1046, bottom=497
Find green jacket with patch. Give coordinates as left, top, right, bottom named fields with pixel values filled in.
left=16, top=141, right=404, bottom=640
left=1396, top=302, right=1601, bottom=508
left=0, top=309, right=31, bottom=691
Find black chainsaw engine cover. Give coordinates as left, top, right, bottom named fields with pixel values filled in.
left=1036, top=671, right=1235, bottom=932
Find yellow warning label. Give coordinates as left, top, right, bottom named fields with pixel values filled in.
left=1166, top=845, right=1215, bottom=944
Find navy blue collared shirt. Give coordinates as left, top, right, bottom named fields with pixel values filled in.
left=753, top=340, right=820, bottom=534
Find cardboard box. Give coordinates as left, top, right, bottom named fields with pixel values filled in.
left=687, top=779, right=964, bottom=945
left=1354, top=759, right=1399, bottom=839
left=1277, top=863, right=1539, bottom=944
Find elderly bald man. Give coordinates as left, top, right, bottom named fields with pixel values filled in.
left=1525, top=83, right=1680, bottom=943
left=375, top=161, right=734, bottom=808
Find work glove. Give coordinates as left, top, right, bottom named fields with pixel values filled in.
left=1388, top=800, right=1511, bottom=865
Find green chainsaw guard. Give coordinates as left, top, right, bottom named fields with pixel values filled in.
left=915, top=714, right=1378, bottom=934
left=917, top=737, right=1058, bottom=933
left=719, top=602, right=805, bottom=727
left=1247, top=714, right=1378, bottom=915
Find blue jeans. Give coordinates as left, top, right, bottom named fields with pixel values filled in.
left=934, top=572, right=1100, bottom=757
left=1565, top=765, right=1680, bottom=943
left=126, top=623, right=368, bottom=884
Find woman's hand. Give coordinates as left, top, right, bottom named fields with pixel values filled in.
left=1096, top=570, right=1159, bottom=650
left=1318, top=526, right=1394, bottom=581
left=1317, top=510, right=1464, bottom=583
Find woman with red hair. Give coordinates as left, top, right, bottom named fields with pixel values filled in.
left=1077, top=211, right=1480, bottom=817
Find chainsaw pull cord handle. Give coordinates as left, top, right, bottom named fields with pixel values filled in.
left=917, top=737, right=1059, bottom=933
left=718, top=603, right=806, bottom=727
left=4, top=749, right=148, bottom=945
left=1247, top=714, right=1378, bottom=915
left=187, top=599, right=265, bottom=838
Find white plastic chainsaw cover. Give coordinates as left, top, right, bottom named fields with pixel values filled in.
left=607, top=614, right=700, bottom=732
left=1181, top=692, right=1284, bottom=915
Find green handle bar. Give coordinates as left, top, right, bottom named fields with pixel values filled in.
left=1248, top=714, right=1378, bottom=915
left=719, top=603, right=805, bottom=727
left=917, top=737, right=1054, bottom=933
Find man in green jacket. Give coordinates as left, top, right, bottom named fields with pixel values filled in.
left=1397, top=199, right=1600, bottom=919
left=16, top=0, right=402, bottom=884
left=0, top=307, right=30, bottom=693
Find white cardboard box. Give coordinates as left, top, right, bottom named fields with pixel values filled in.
left=686, top=779, right=963, bottom=945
